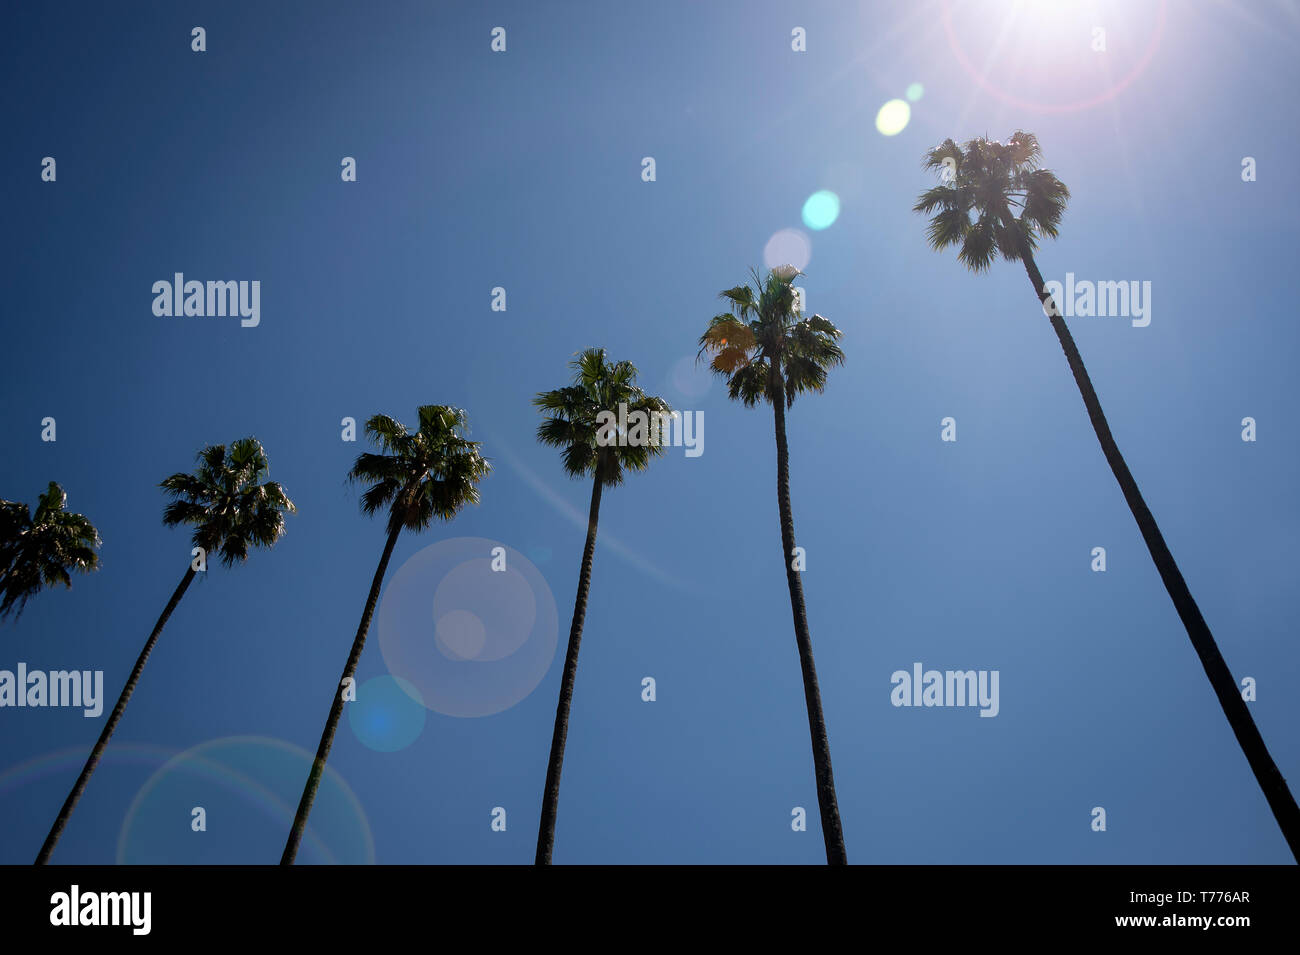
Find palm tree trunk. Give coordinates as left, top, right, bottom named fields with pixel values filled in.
left=35, top=565, right=197, bottom=864
left=771, top=374, right=848, bottom=864
left=281, top=523, right=402, bottom=864
left=1012, top=224, right=1300, bottom=861
left=535, top=475, right=603, bottom=864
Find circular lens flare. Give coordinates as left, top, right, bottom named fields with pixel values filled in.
left=801, top=190, right=841, bottom=231
left=763, top=229, right=811, bottom=271
left=116, top=736, right=374, bottom=864
left=669, top=353, right=712, bottom=400
left=348, top=675, right=427, bottom=752
left=378, top=538, right=558, bottom=718
left=875, top=99, right=911, bottom=136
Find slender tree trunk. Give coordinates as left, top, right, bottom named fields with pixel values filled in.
left=35, top=565, right=196, bottom=864
left=281, top=523, right=402, bottom=864
left=770, top=374, right=848, bottom=864
left=535, top=475, right=603, bottom=865
left=1011, top=218, right=1300, bottom=861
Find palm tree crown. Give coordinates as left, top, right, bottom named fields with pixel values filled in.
left=0, top=483, right=101, bottom=622
left=533, top=348, right=672, bottom=486
left=697, top=267, right=845, bottom=406
left=913, top=130, right=1070, bottom=272
left=159, top=437, right=295, bottom=566
left=349, top=405, right=491, bottom=534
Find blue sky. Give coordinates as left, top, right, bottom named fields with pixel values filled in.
left=2, top=0, right=1298, bottom=864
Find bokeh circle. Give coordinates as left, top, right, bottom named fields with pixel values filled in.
left=116, top=735, right=374, bottom=864
left=378, top=538, right=559, bottom=718
left=347, top=675, right=427, bottom=752
left=763, top=229, right=811, bottom=272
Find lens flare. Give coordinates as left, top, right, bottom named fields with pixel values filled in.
left=801, top=190, right=841, bottom=231
left=763, top=229, right=811, bottom=272
left=875, top=99, right=911, bottom=136
left=0, top=744, right=179, bottom=800
left=433, top=558, right=535, bottom=662
left=669, top=353, right=712, bottom=400
left=116, top=736, right=374, bottom=864
left=906, top=82, right=925, bottom=102
left=378, top=538, right=558, bottom=718
left=348, top=675, right=427, bottom=752
left=940, top=0, right=1167, bottom=114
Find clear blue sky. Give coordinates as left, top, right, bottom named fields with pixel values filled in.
left=2, top=0, right=1297, bottom=863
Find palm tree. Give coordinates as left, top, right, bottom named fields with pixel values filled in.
left=0, top=482, right=101, bottom=623
left=914, top=131, right=1300, bottom=861
left=35, top=438, right=294, bottom=864
left=532, top=348, right=672, bottom=864
left=280, top=405, right=489, bottom=864
left=698, top=268, right=849, bottom=864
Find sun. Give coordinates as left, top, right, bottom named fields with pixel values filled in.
left=940, top=0, right=1168, bottom=114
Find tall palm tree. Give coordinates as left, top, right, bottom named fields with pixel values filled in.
left=0, top=482, right=101, bottom=623
left=35, top=438, right=294, bottom=863
left=280, top=405, right=489, bottom=864
left=697, top=271, right=848, bottom=864
left=532, top=348, right=671, bottom=864
left=914, top=131, right=1300, bottom=861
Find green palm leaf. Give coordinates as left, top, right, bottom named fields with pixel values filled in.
left=160, top=438, right=296, bottom=567
left=533, top=348, right=673, bottom=487
left=0, top=482, right=101, bottom=622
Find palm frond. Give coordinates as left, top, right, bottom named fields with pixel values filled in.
left=701, top=269, right=846, bottom=408
left=0, top=484, right=101, bottom=622
left=535, top=349, right=671, bottom=486
left=915, top=131, right=1069, bottom=274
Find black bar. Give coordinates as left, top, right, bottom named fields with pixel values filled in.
left=0, top=865, right=1293, bottom=940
